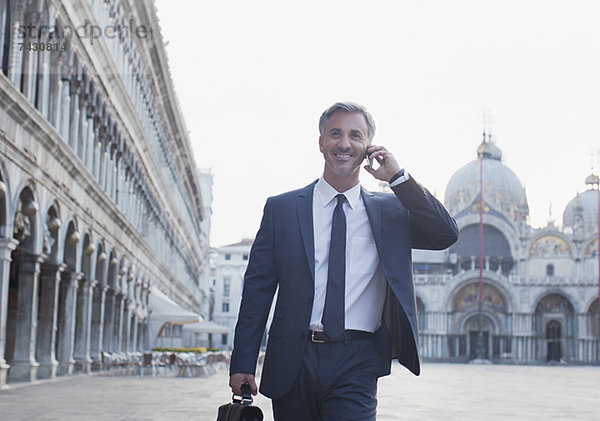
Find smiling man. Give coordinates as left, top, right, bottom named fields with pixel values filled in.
left=229, top=102, right=458, bottom=420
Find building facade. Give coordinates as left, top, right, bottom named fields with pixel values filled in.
left=210, top=239, right=253, bottom=350
left=415, top=140, right=600, bottom=364
left=0, top=0, right=209, bottom=388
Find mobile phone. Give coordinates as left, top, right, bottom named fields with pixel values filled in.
left=365, top=148, right=374, bottom=169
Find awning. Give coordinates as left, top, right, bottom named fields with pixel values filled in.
left=183, top=320, right=231, bottom=334
left=148, top=287, right=202, bottom=345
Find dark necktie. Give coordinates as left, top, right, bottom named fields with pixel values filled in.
left=322, top=193, right=346, bottom=340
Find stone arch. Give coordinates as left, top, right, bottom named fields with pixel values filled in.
left=460, top=312, right=499, bottom=360
left=451, top=282, right=509, bottom=317
left=5, top=181, right=43, bottom=380
left=445, top=274, right=514, bottom=314
left=12, top=185, right=40, bottom=254
left=126, top=263, right=136, bottom=300
left=532, top=290, right=578, bottom=315
left=446, top=279, right=513, bottom=361
left=459, top=311, right=500, bottom=335
left=95, top=241, right=107, bottom=287
left=117, top=256, right=127, bottom=292
left=529, top=234, right=572, bottom=258
left=107, top=249, right=119, bottom=290
left=81, top=232, right=95, bottom=280
left=63, top=219, right=80, bottom=271
left=44, top=200, right=62, bottom=263
left=587, top=299, right=599, bottom=337
left=533, top=292, right=577, bottom=363
left=455, top=213, right=521, bottom=261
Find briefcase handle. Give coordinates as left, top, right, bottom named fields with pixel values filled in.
left=232, top=383, right=253, bottom=405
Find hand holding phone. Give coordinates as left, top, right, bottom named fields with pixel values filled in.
left=365, top=147, right=374, bottom=169
left=363, top=144, right=402, bottom=182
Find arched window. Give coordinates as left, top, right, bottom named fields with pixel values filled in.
left=451, top=224, right=513, bottom=274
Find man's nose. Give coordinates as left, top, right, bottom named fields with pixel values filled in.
left=338, top=134, right=351, bottom=149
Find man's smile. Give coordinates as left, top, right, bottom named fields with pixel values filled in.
left=333, top=151, right=355, bottom=160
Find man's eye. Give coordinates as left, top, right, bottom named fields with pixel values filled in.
left=352, top=133, right=363, bottom=139
left=330, top=131, right=341, bottom=137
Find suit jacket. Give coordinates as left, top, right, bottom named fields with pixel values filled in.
left=230, top=176, right=458, bottom=399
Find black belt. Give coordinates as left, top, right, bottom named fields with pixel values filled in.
left=309, top=330, right=374, bottom=343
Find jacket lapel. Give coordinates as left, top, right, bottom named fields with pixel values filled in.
left=297, top=180, right=318, bottom=280
left=361, top=188, right=383, bottom=257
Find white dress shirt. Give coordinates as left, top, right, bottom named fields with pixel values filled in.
left=309, top=176, right=388, bottom=332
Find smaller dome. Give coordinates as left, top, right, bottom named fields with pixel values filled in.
left=563, top=177, right=600, bottom=235
left=477, top=141, right=502, bottom=161
left=585, top=173, right=600, bottom=186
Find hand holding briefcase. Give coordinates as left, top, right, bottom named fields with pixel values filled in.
left=216, top=384, right=264, bottom=421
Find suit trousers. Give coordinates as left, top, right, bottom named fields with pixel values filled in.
left=271, top=333, right=380, bottom=421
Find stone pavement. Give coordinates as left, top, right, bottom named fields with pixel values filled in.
left=0, top=363, right=599, bottom=420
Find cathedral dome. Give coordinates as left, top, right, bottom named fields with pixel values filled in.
left=563, top=176, right=600, bottom=235
left=444, top=141, right=529, bottom=222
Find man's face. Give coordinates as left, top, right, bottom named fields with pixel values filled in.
left=319, top=111, right=370, bottom=179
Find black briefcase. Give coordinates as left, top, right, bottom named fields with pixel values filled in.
left=216, top=384, right=264, bottom=421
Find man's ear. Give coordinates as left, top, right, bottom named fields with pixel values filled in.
left=318, top=136, right=324, bottom=153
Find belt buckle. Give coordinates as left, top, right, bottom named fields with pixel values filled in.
left=311, top=330, right=325, bottom=344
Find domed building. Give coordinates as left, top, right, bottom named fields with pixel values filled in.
left=412, top=139, right=600, bottom=364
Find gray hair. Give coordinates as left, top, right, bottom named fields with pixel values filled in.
left=318, top=101, right=376, bottom=141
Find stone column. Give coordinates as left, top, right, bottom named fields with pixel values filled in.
left=90, top=285, right=107, bottom=370
left=74, top=278, right=96, bottom=373
left=8, top=252, right=45, bottom=383
left=0, top=238, right=19, bottom=389
left=131, top=312, right=139, bottom=352
left=56, top=271, right=82, bottom=376
left=141, top=319, right=149, bottom=351
left=36, top=263, right=65, bottom=380
left=123, top=299, right=132, bottom=353
left=114, top=293, right=125, bottom=352
left=102, top=288, right=115, bottom=353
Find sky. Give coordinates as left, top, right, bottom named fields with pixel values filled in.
left=154, top=0, right=600, bottom=248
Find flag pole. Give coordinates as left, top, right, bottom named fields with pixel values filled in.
left=476, top=124, right=486, bottom=360
left=596, top=176, right=600, bottom=360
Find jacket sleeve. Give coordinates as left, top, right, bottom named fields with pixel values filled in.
left=390, top=176, right=458, bottom=250
left=229, top=198, right=278, bottom=375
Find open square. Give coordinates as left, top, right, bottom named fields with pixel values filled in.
left=1, top=363, right=598, bottom=420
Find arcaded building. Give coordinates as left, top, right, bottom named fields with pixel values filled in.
left=415, top=141, right=600, bottom=364
left=0, top=0, right=209, bottom=387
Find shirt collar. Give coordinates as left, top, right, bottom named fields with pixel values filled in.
left=315, top=176, right=361, bottom=210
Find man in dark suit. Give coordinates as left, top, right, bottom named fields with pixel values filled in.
left=229, top=102, right=458, bottom=420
